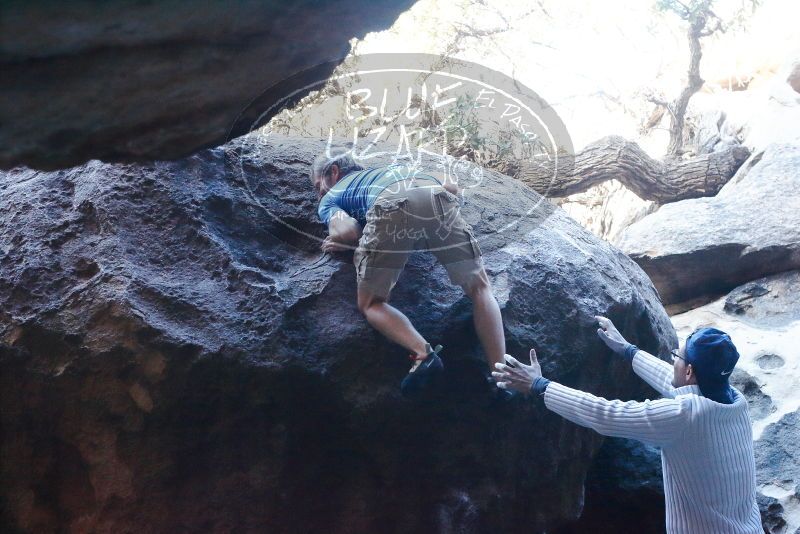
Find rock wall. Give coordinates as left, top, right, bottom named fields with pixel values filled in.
left=555, top=437, right=666, bottom=534
left=555, top=180, right=657, bottom=245
left=0, top=135, right=677, bottom=533
left=0, top=0, right=415, bottom=170
left=619, top=142, right=800, bottom=311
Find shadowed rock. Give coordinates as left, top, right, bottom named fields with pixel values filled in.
left=557, top=437, right=666, bottom=534
left=755, top=410, right=800, bottom=534
left=758, top=493, right=788, bottom=534
left=730, top=368, right=775, bottom=421
left=0, top=134, right=676, bottom=533
left=0, top=0, right=414, bottom=170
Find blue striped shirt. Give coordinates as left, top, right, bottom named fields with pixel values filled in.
left=317, top=164, right=442, bottom=227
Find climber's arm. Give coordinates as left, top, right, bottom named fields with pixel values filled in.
left=327, top=210, right=362, bottom=246
left=320, top=210, right=362, bottom=252
left=318, top=191, right=362, bottom=252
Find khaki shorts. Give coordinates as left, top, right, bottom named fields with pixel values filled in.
left=353, top=176, right=484, bottom=298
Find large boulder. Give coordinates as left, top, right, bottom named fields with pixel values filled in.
left=619, top=142, right=800, bottom=311
left=0, top=135, right=676, bottom=533
left=0, top=0, right=414, bottom=170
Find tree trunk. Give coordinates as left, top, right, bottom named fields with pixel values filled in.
left=519, top=135, right=750, bottom=203
left=666, top=12, right=708, bottom=156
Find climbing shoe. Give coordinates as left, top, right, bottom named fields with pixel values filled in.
left=400, top=343, right=444, bottom=398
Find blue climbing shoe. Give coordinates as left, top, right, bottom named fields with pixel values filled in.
left=400, top=343, right=444, bottom=398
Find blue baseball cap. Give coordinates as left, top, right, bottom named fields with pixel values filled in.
left=685, top=327, right=739, bottom=404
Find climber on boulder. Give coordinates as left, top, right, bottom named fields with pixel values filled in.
left=310, top=145, right=507, bottom=397
left=492, top=316, right=762, bottom=534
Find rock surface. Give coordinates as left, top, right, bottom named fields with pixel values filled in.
left=0, top=0, right=414, bottom=170
left=619, top=143, right=800, bottom=310
left=556, top=437, right=666, bottom=534
left=723, top=270, right=800, bottom=327
left=755, top=410, right=800, bottom=534
left=555, top=179, right=657, bottom=245
left=730, top=368, right=776, bottom=422
left=0, top=135, right=676, bottom=533
left=759, top=493, right=790, bottom=534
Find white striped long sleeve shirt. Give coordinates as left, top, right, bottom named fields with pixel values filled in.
left=542, top=350, right=762, bottom=534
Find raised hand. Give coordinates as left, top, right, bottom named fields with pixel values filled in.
left=596, top=315, right=630, bottom=355
left=492, top=349, right=542, bottom=394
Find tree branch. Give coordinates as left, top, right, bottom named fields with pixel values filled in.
left=519, top=135, right=750, bottom=203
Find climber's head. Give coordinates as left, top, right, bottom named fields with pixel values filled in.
left=310, top=145, right=364, bottom=199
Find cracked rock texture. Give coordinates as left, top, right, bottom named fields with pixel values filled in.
left=0, top=134, right=677, bottom=533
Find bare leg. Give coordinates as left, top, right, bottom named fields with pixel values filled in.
left=357, top=287, right=429, bottom=370
left=462, top=269, right=505, bottom=369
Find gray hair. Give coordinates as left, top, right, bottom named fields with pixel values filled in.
left=310, top=143, right=364, bottom=182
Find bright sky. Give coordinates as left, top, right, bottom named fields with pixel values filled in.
left=350, top=0, right=800, bottom=153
